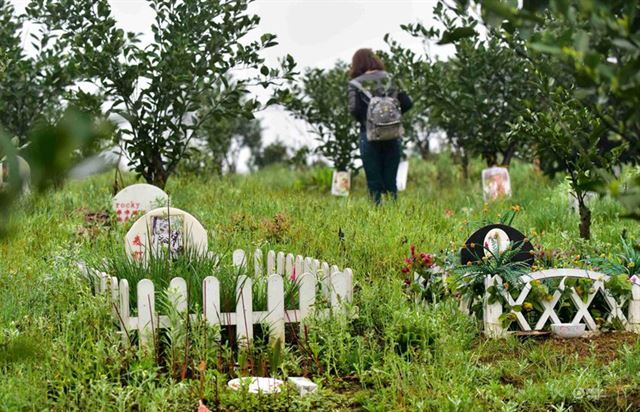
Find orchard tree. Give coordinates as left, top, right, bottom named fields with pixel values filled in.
left=28, top=0, right=296, bottom=188
left=513, top=83, right=622, bottom=239
left=472, top=0, right=640, bottom=217
left=0, top=0, right=79, bottom=144
left=393, top=2, right=540, bottom=172
left=254, top=140, right=290, bottom=169
left=282, top=62, right=360, bottom=172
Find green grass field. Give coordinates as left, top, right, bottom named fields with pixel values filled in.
left=1, top=155, right=639, bottom=411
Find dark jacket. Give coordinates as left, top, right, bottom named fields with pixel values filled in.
left=348, top=70, right=413, bottom=133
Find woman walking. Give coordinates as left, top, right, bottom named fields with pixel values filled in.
left=348, top=48, right=412, bottom=204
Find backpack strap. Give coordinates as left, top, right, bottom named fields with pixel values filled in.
left=349, top=80, right=373, bottom=100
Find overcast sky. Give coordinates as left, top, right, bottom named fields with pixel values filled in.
left=10, top=0, right=451, bottom=168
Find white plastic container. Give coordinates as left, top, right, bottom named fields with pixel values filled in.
left=551, top=323, right=586, bottom=338
left=227, top=377, right=284, bottom=394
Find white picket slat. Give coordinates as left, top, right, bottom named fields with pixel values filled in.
left=295, top=255, right=304, bottom=279
left=285, top=253, right=295, bottom=277
left=236, top=275, right=253, bottom=345
left=110, top=276, right=119, bottom=319
left=232, top=249, right=246, bottom=269
left=299, top=272, right=316, bottom=321
left=118, top=278, right=130, bottom=338
left=276, top=252, right=285, bottom=275
left=137, top=279, right=156, bottom=348
left=267, top=274, right=285, bottom=344
left=254, top=249, right=263, bottom=277
left=629, top=284, right=640, bottom=333
left=304, top=257, right=314, bottom=274
left=203, top=276, right=221, bottom=326
left=345, top=268, right=354, bottom=300
left=267, top=250, right=276, bottom=275
left=330, top=271, right=348, bottom=308
left=169, top=277, right=188, bottom=313
left=320, top=262, right=331, bottom=300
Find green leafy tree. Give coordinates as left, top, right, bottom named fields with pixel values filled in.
left=513, top=84, right=622, bottom=239
left=28, top=0, right=296, bottom=188
left=283, top=62, right=359, bottom=172
left=180, top=116, right=263, bottom=175
left=0, top=0, right=78, bottom=144
left=474, top=0, right=640, bottom=217
left=254, top=140, right=290, bottom=169
left=395, top=3, right=540, bottom=171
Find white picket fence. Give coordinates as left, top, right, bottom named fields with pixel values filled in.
left=81, top=249, right=353, bottom=348
left=483, top=269, right=640, bottom=337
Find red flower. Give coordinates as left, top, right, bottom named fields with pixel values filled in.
left=404, top=257, right=413, bottom=265
left=132, top=235, right=142, bottom=246
left=290, top=268, right=297, bottom=281
left=404, top=278, right=411, bottom=285
left=401, top=267, right=410, bottom=273
left=421, top=254, right=434, bottom=266
left=410, top=245, right=416, bottom=257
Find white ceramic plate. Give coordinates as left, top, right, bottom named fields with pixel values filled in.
left=227, top=377, right=284, bottom=394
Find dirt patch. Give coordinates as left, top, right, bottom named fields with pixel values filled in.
left=478, top=332, right=640, bottom=365
left=546, top=332, right=639, bottom=364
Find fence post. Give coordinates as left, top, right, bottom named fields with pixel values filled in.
left=483, top=275, right=506, bottom=338
left=267, top=274, right=285, bottom=345
left=137, top=279, right=156, bottom=349
left=203, top=276, right=221, bottom=328
left=343, top=268, right=353, bottom=302
left=628, top=284, right=640, bottom=333
left=330, top=271, right=349, bottom=310
left=236, top=275, right=253, bottom=346
left=118, top=279, right=130, bottom=342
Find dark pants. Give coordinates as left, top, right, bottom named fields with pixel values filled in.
left=359, top=132, right=401, bottom=204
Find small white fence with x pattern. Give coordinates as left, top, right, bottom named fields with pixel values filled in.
left=483, top=269, right=640, bottom=337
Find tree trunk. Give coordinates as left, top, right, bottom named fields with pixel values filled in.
left=461, top=152, right=469, bottom=180
left=577, top=193, right=591, bottom=240
left=418, top=138, right=430, bottom=160
left=501, top=145, right=516, bottom=167
left=148, top=152, right=169, bottom=189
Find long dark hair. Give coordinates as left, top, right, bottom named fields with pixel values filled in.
left=349, top=48, right=385, bottom=79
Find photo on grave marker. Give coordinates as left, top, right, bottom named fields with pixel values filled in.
left=461, top=224, right=534, bottom=266
left=151, top=215, right=184, bottom=257
left=482, top=167, right=511, bottom=201
left=483, top=228, right=510, bottom=256
left=331, top=171, right=350, bottom=197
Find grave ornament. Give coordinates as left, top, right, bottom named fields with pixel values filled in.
left=112, top=183, right=169, bottom=223
left=125, top=207, right=207, bottom=262
left=461, top=224, right=533, bottom=266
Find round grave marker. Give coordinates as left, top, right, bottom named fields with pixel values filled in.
left=125, top=207, right=208, bottom=262
left=112, top=184, right=169, bottom=223
left=460, top=224, right=533, bottom=266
